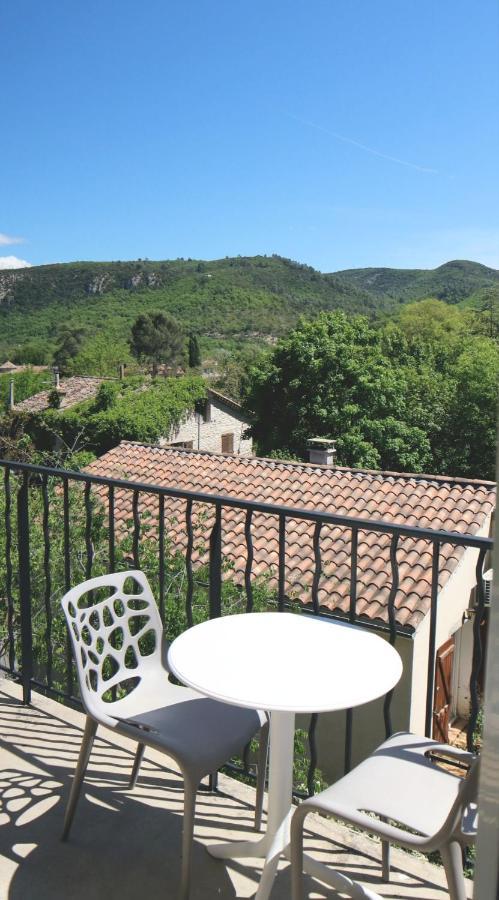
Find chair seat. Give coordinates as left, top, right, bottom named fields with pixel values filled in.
left=310, top=732, right=463, bottom=837
left=109, top=672, right=266, bottom=781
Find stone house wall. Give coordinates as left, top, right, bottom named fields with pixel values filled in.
left=160, top=395, right=253, bottom=456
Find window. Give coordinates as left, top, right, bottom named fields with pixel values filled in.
left=221, top=432, right=234, bottom=454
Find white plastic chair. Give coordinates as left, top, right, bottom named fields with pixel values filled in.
left=291, top=732, right=478, bottom=900
left=61, top=570, right=269, bottom=899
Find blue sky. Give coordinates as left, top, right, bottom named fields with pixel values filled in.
left=1, top=0, right=498, bottom=271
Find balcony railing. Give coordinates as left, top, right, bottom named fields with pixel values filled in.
left=0, top=457, right=493, bottom=797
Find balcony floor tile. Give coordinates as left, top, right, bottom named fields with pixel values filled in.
left=0, top=677, right=471, bottom=899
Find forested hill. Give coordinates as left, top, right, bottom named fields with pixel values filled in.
left=0, top=254, right=497, bottom=360
left=334, top=259, right=499, bottom=304
left=0, top=256, right=373, bottom=357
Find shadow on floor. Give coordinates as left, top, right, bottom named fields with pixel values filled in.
left=0, top=689, right=461, bottom=899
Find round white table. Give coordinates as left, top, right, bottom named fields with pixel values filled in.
left=168, top=612, right=403, bottom=899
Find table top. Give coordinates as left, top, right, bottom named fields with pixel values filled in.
left=168, top=612, right=402, bottom=714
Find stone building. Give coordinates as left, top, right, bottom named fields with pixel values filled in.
left=163, top=389, right=252, bottom=456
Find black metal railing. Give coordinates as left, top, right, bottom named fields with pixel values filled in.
left=0, top=457, right=493, bottom=795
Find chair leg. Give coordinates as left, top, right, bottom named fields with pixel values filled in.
left=208, top=771, right=218, bottom=792
left=379, top=814, right=391, bottom=881
left=381, top=840, right=391, bottom=881
left=441, top=841, right=467, bottom=900
left=179, top=776, right=199, bottom=900
left=62, top=716, right=97, bottom=841
left=129, top=742, right=145, bottom=789
left=254, top=719, right=269, bottom=831
left=290, top=805, right=308, bottom=900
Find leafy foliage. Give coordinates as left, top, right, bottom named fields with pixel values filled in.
left=47, top=389, right=62, bottom=409
left=242, top=303, right=499, bottom=479
left=53, top=328, right=86, bottom=374
left=213, top=344, right=271, bottom=400
left=63, top=335, right=134, bottom=377
left=188, top=333, right=201, bottom=368
left=24, top=374, right=207, bottom=456
left=130, top=311, right=185, bottom=374
left=243, top=311, right=432, bottom=472
left=12, top=340, right=52, bottom=365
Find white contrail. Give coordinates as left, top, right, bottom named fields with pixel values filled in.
left=287, top=113, right=439, bottom=175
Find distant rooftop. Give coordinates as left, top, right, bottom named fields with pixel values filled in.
left=14, top=376, right=105, bottom=413
left=85, top=443, right=495, bottom=631
left=207, top=388, right=244, bottom=414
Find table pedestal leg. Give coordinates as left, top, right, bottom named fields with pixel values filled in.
left=207, top=710, right=295, bottom=899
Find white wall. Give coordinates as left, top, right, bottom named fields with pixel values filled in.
left=454, top=616, right=475, bottom=718
left=409, top=514, right=492, bottom=734
left=161, top=397, right=253, bottom=456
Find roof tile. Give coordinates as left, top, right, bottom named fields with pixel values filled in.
left=84, top=443, right=495, bottom=631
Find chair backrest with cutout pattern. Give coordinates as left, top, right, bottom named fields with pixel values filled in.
left=61, top=570, right=163, bottom=720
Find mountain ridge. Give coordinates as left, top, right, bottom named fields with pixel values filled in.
left=0, top=254, right=496, bottom=359
left=332, top=258, right=499, bottom=303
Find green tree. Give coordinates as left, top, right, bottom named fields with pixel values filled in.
left=214, top=345, right=269, bottom=400
left=47, top=388, right=62, bottom=409
left=473, top=287, right=499, bottom=340
left=129, top=312, right=185, bottom=375
left=53, top=328, right=86, bottom=374
left=188, top=334, right=201, bottom=368
left=436, top=337, right=499, bottom=479
left=13, top=340, right=52, bottom=366
left=68, top=335, right=134, bottom=377
left=390, top=301, right=499, bottom=478
left=242, top=312, right=431, bottom=471
left=396, top=298, right=466, bottom=344
left=392, top=299, right=471, bottom=372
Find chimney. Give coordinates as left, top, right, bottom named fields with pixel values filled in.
left=308, top=437, right=336, bottom=466
left=53, top=367, right=60, bottom=389
left=8, top=378, right=14, bottom=410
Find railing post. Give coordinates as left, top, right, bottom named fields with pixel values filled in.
left=278, top=514, right=286, bottom=611
left=4, top=466, right=15, bottom=672
left=208, top=502, right=222, bottom=791
left=63, top=477, right=73, bottom=697
left=344, top=526, right=359, bottom=774
left=383, top=533, right=400, bottom=738
left=209, top=503, right=222, bottom=618
left=425, top=540, right=440, bottom=737
left=17, top=475, right=33, bottom=705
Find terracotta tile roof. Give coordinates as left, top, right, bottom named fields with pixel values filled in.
left=84, top=443, right=495, bottom=631
left=14, top=376, right=105, bottom=413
